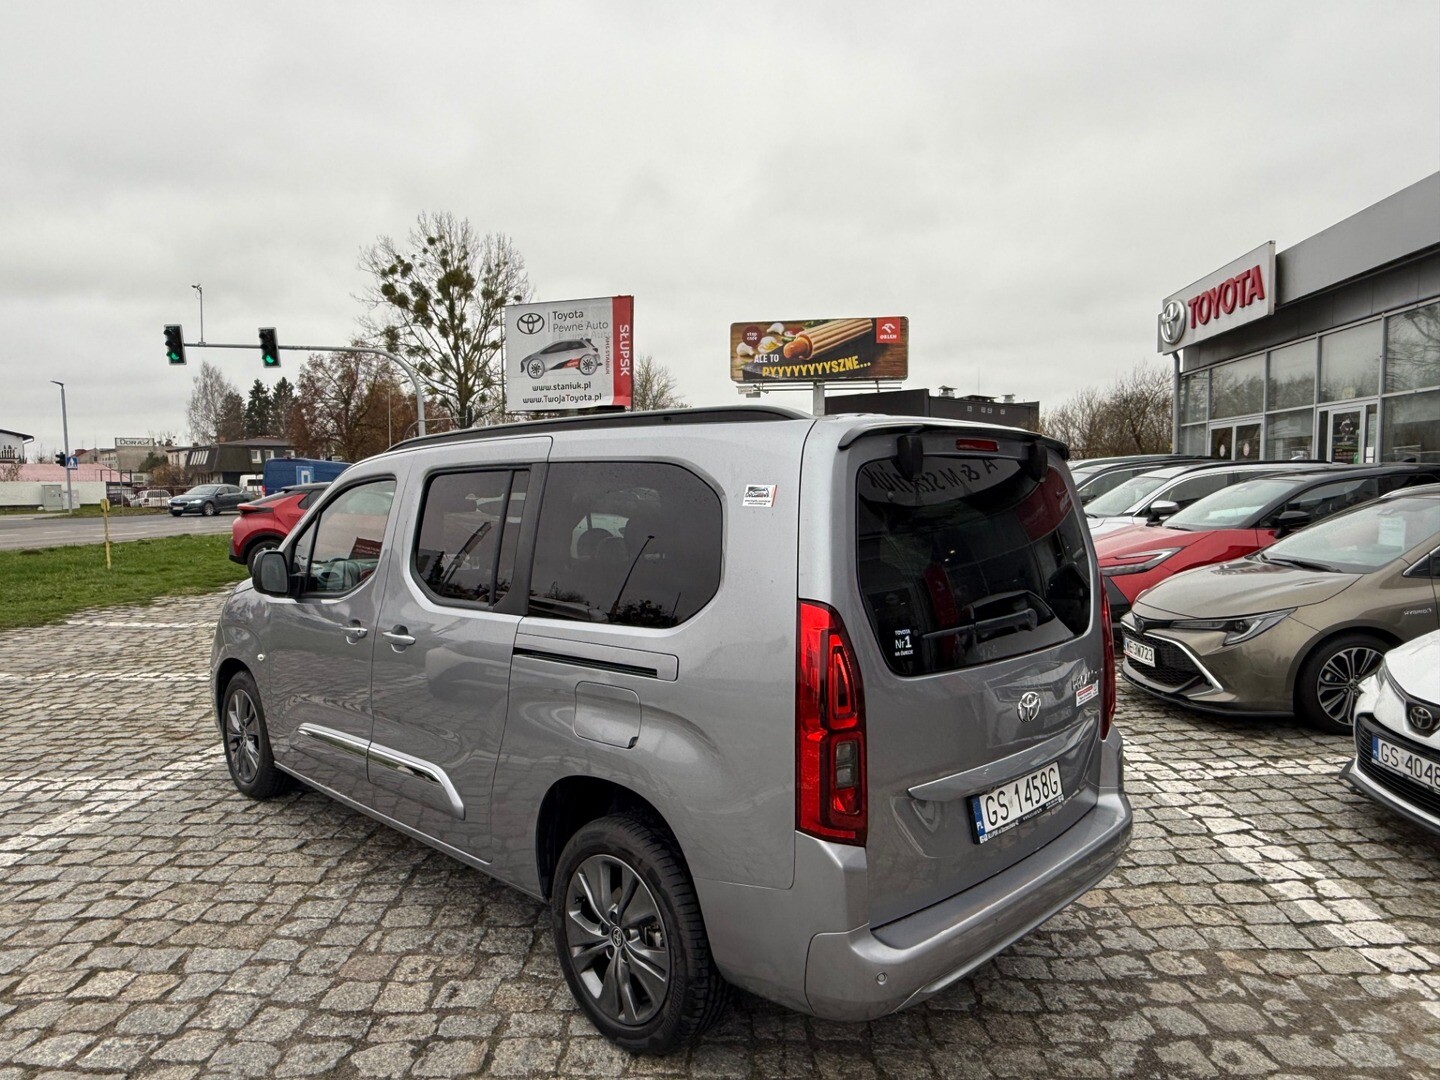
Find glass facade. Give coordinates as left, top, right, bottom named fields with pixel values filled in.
left=1179, top=298, right=1440, bottom=465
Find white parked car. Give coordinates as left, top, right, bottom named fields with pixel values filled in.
left=1342, top=627, right=1440, bottom=835
left=138, top=489, right=171, bottom=508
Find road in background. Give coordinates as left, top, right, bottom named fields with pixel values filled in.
left=0, top=513, right=233, bottom=551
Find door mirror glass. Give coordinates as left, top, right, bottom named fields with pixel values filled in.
left=1147, top=499, right=1180, bottom=522
left=252, top=549, right=291, bottom=596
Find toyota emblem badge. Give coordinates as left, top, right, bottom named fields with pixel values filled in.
left=1410, top=703, right=1438, bottom=736
left=517, top=312, right=545, bottom=335
left=1159, top=299, right=1186, bottom=346
left=1017, top=691, right=1041, bottom=723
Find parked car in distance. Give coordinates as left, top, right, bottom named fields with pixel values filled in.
left=1120, top=485, right=1440, bottom=733
left=212, top=406, right=1131, bottom=1052
left=169, top=484, right=248, bottom=517
left=138, top=489, right=171, bottom=508
left=1098, top=464, right=1440, bottom=621
left=1342, top=628, right=1440, bottom=835
left=1073, top=455, right=1209, bottom=505
left=104, top=487, right=137, bottom=507
left=229, top=483, right=329, bottom=571
left=1084, top=460, right=1332, bottom=538
left=518, top=337, right=600, bottom=380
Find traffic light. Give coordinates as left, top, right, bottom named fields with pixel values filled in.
left=54, top=452, right=65, bottom=466
left=259, top=327, right=280, bottom=368
left=164, top=324, right=186, bottom=365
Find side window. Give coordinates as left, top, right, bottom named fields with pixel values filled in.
left=1282, top=478, right=1379, bottom=523
left=528, top=462, right=722, bottom=628
left=1166, top=472, right=1230, bottom=509
left=413, top=470, right=528, bottom=606
left=291, top=479, right=397, bottom=596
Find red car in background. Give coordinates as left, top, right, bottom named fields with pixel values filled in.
left=1098, top=465, right=1438, bottom=621
left=229, top=483, right=329, bottom=571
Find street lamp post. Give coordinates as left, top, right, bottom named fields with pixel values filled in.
left=50, top=380, right=73, bottom=514
left=191, top=284, right=205, bottom=344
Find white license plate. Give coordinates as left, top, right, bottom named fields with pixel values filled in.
left=1124, top=636, right=1155, bottom=667
left=970, top=761, right=1064, bottom=844
left=1371, top=735, right=1440, bottom=794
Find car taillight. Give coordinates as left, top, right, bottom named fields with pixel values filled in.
left=797, top=600, right=867, bottom=846
left=1100, top=589, right=1116, bottom=740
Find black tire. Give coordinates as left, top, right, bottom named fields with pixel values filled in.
left=552, top=814, right=728, bottom=1054
left=220, top=671, right=294, bottom=799
left=244, top=537, right=280, bottom=573
left=201, top=501, right=217, bottom=517
left=1296, top=632, right=1387, bottom=735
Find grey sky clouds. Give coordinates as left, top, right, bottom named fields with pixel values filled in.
left=3, top=1, right=1437, bottom=454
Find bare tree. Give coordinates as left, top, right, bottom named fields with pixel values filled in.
left=185, top=361, right=240, bottom=445
left=358, top=212, right=531, bottom=427
left=1041, top=364, right=1173, bottom=457
left=630, top=355, right=687, bottom=411
left=289, top=351, right=394, bottom=462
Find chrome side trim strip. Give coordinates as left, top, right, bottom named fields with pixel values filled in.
left=296, top=723, right=369, bottom=759
left=366, top=742, right=466, bottom=820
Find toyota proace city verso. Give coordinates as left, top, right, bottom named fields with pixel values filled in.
left=211, top=406, right=1132, bottom=1053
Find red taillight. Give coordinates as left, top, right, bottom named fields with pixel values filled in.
left=797, top=600, right=867, bottom=845
left=1099, top=590, right=1116, bottom=740
left=954, top=438, right=1000, bottom=452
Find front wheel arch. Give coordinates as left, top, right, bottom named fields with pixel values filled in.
left=1293, top=628, right=1397, bottom=733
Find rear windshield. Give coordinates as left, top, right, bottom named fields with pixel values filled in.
left=1083, top=473, right=1169, bottom=516
left=856, top=456, right=1092, bottom=675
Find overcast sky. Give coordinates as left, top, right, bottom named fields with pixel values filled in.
left=3, top=0, right=1437, bottom=456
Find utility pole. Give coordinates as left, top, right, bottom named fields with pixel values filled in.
left=50, top=380, right=73, bottom=513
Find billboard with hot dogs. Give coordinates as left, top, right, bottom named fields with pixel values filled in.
left=729, top=317, right=908, bottom=383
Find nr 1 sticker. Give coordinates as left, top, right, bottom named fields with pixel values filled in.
left=743, top=484, right=778, bottom=507
left=1075, top=681, right=1099, bottom=706
left=893, top=628, right=914, bottom=658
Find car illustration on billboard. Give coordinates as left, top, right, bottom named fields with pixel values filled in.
left=518, top=338, right=601, bottom=381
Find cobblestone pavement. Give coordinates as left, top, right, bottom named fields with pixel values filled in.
left=2, top=590, right=1438, bottom=1079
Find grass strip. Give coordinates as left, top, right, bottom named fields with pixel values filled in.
left=0, top=534, right=245, bottom=630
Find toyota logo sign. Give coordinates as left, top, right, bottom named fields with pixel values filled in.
left=517, top=312, right=545, bottom=335
left=1411, top=703, right=1438, bottom=736
left=1017, top=691, right=1041, bottom=723
left=1158, top=299, right=1186, bottom=346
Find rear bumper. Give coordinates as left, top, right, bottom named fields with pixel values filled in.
left=697, top=730, right=1131, bottom=1021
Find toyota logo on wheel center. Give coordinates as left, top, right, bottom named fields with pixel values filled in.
left=516, top=312, right=544, bottom=334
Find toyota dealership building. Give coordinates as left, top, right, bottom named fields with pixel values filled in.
left=1159, top=172, right=1439, bottom=465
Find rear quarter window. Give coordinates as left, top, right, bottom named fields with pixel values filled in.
left=856, top=456, right=1091, bottom=675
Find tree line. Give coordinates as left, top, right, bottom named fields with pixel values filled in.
left=1040, top=365, right=1174, bottom=458
left=183, top=211, right=685, bottom=464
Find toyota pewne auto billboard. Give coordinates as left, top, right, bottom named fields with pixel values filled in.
left=505, top=296, right=633, bottom=413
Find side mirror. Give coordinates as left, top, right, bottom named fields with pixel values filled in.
left=1147, top=499, right=1180, bottom=523
left=1273, top=509, right=1311, bottom=537
left=252, top=549, right=292, bottom=597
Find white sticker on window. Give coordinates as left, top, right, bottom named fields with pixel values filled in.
left=743, top=484, right=778, bottom=507
left=894, top=628, right=914, bottom=657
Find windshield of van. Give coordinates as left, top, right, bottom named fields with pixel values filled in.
left=856, top=455, right=1092, bottom=675
left=1260, top=496, right=1440, bottom=574
left=1083, top=473, right=1169, bottom=516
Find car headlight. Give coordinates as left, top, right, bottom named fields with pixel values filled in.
left=1171, top=609, right=1293, bottom=646
left=1100, top=548, right=1182, bottom=577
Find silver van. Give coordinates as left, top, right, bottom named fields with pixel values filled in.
left=212, top=406, right=1131, bottom=1053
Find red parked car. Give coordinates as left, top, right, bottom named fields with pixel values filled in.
left=229, top=483, right=329, bottom=571
left=1098, top=465, right=1438, bottom=621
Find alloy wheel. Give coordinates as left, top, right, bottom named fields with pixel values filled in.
left=563, top=853, right=670, bottom=1026
left=225, top=689, right=262, bottom=784
left=1314, top=645, right=1382, bottom=726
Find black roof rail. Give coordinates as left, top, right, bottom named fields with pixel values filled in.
left=391, top=405, right=809, bottom=451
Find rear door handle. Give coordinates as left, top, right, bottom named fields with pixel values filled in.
left=382, top=627, right=416, bottom=648
left=342, top=622, right=368, bottom=642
